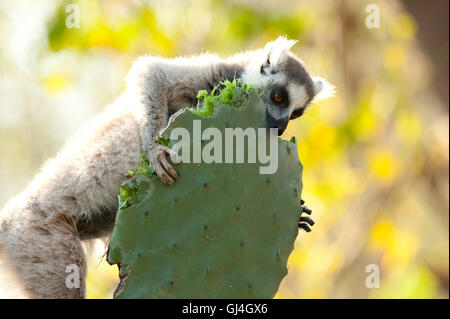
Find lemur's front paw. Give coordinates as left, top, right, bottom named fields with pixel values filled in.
left=149, top=144, right=182, bottom=186
left=299, top=199, right=314, bottom=232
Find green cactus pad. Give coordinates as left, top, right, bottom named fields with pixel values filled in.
left=107, top=90, right=303, bottom=298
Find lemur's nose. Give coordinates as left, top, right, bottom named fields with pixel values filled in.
left=266, top=110, right=289, bottom=136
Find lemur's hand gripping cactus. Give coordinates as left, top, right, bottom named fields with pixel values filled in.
left=107, top=81, right=312, bottom=298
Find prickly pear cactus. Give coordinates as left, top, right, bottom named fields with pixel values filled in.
left=107, top=81, right=305, bottom=298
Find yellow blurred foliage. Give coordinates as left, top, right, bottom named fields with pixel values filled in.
left=370, top=219, right=419, bottom=273
left=383, top=44, right=407, bottom=71
left=41, top=74, right=70, bottom=93
left=390, top=13, right=416, bottom=41
left=367, top=149, right=401, bottom=183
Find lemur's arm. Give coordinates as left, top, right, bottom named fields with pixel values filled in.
left=126, top=56, right=244, bottom=185
left=128, top=58, right=179, bottom=186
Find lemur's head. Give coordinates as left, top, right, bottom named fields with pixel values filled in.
left=242, top=37, right=334, bottom=135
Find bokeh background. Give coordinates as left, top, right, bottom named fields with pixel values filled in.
left=0, top=0, right=448, bottom=298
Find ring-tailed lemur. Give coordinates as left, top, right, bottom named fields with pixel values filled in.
left=0, top=37, right=332, bottom=298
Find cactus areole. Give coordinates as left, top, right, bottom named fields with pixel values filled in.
left=107, top=82, right=304, bottom=298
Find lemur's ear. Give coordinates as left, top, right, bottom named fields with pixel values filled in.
left=261, top=36, right=298, bottom=74
left=311, top=76, right=335, bottom=102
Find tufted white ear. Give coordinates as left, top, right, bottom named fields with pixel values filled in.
left=313, top=77, right=324, bottom=95
left=311, top=76, right=335, bottom=102
left=241, top=37, right=298, bottom=87
left=263, top=36, right=298, bottom=69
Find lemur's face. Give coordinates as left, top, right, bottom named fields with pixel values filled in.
left=261, top=55, right=322, bottom=136
left=242, top=37, right=332, bottom=136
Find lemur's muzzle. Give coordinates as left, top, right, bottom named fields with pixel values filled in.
left=266, top=110, right=289, bottom=136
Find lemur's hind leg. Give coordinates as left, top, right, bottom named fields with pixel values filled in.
left=2, top=211, right=87, bottom=298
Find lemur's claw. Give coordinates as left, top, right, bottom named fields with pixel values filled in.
left=300, top=216, right=315, bottom=226
left=299, top=199, right=314, bottom=232
left=298, top=223, right=312, bottom=232
left=150, top=145, right=181, bottom=186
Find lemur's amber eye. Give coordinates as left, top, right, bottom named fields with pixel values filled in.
left=272, top=93, right=283, bottom=103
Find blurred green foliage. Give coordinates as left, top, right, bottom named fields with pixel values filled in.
left=0, top=0, right=448, bottom=298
